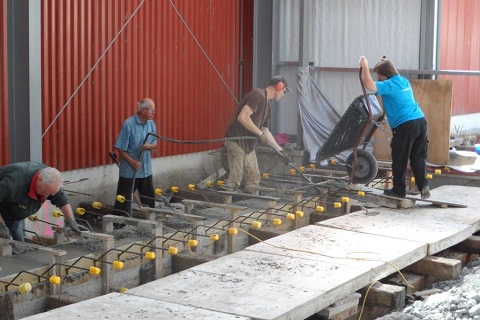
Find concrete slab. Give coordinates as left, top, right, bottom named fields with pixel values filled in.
left=319, top=186, right=480, bottom=255
left=21, top=292, right=250, bottom=320
left=121, top=225, right=426, bottom=320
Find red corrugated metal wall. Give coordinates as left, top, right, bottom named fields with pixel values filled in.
left=0, top=0, right=9, bottom=165
left=41, top=0, right=242, bottom=170
left=439, top=0, right=480, bottom=116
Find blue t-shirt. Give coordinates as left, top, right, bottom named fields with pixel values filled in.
left=375, top=75, right=424, bottom=129
left=115, top=114, right=157, bottom=178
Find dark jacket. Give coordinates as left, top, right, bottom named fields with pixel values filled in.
left=0, top=161, right=69, bottom=221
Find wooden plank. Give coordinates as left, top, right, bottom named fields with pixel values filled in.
left=373, top=79, right=452, bottom=165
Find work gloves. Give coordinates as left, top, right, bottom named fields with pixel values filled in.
left=0, top=222, right=12, bottom=239
left=64, top=218, right=82, bottom=236
left=258, top=133, right=269, bottom=145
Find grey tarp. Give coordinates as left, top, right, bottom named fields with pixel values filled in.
left=297, top=66, right=341, bottom=163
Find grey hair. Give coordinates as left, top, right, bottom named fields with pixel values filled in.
left=137, top=98, right=154, bottom=112
left=38, top=167, right=63, bottom=187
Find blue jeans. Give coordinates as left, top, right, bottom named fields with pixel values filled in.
left=5, top=220, right=25, bottom=242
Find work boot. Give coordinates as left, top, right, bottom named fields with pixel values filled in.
left=421, top=186, right=431, bottom=199
left=383, top=188, right=406, bottom=198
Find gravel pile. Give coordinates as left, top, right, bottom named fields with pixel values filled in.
left=377, top=257, right=480, bottom=320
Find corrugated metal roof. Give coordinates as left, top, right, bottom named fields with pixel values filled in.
left=41, top=0, right=241, bottom=170
left=439, top=0, right=480, bottom=116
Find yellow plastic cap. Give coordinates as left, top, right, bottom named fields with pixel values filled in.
left=18, top=283, right=32, bottom=294
left=252, top=221, right=262, bottom=229
left=188, top=184, right=195, bottom=191
left=89, top=266, right=101, bottom=275
left=119, top=287, right=128, bottom=293
left=286, top=213, right=295, bottom=220
left=28, top=215, right=38, bottom=222
left=299, top=166, right=305, bottom=172
left=209, top=234, right=219, bottom=241
left=316, top=206, right=325, bottom=212
left=309, top=163, right=316, bottom=169
left=334, top=202, right=342, bottom=208
left=187, top=239, right=198, bottom=247
left=228, top=228, right=238, bottom=235
left=289, top=169, right=296, bottom=175
left=116, top=195, right=126, bottom=203
left=358, top=191, right=365, bottom=197
left=426, top=174, right=433, bottom=179
left=435, top=169, right=441, bottom=175
left=52, top=210, right=63, bottom=218
left=262, top=173, right=270, bottom=179
left=171, top=186, right=179, bottom=193
left=273, top=218, right=282, bottom=225
left=112, top=261, right=124, bottom=270
left=75, top=208, right=86, bottom=215
left=145, top=252, right=156, bottom=260
left=155, top=188, right=163, bottom=195
left=341, top=197, right=349, bottom=203
left=49, top=276, right=61, bottom=285
left=217, top=180, right=224, bottom=186
left=168, top=246, right=178, bottom=255
left=92, top=202, right=102, bottom=209
left=295, top=211, right=304, bottom=218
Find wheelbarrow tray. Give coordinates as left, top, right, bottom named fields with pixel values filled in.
left=316, top=93, right=383, bottom=162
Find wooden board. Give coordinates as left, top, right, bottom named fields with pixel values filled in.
left=373, top=79, right=453, bottom=165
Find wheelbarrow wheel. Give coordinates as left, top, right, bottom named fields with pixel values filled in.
left=345, top=150, right=378, bottom=184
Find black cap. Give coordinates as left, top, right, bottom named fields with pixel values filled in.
left=269, top=75, right=292, bottom=92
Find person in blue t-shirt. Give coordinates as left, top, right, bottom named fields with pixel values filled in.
left=359, top=56, right=430, bottom=199
left=113, top=98, right=157, bottom=215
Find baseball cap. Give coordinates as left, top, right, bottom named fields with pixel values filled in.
left=269, top=75, right=292, bottom=92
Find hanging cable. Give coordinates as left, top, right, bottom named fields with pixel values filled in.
left=42, top=0, right=147, bottom=138
left=169, top=0, right=240, bottom=106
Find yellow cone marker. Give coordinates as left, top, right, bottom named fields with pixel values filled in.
left=228, top=228, right=238, bottom=235
left=49, top=276, right=61, bottom=285
left=116, top=195, right=126, bottom=203
left=18, top=283, right=32, bottom=294
left=316, top=206, right=325, bottom=212
left=155, top=188, right=163, bottom=195
left=187, top=239, right=198, bottom=247
left=92, top=202, right=102, bottom=209
left=273, top=218, right=282, bottom=225
left=76, top=208, right=86, bottom=215
left=145, top=252, right=156, bottom=260
left=89, top=266, right=101, bottom=275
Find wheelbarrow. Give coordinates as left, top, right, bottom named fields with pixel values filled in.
left=315, top=72, right=384, bottom=184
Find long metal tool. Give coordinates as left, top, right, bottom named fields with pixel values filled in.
left=270, top=147, right=323, bottom=193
